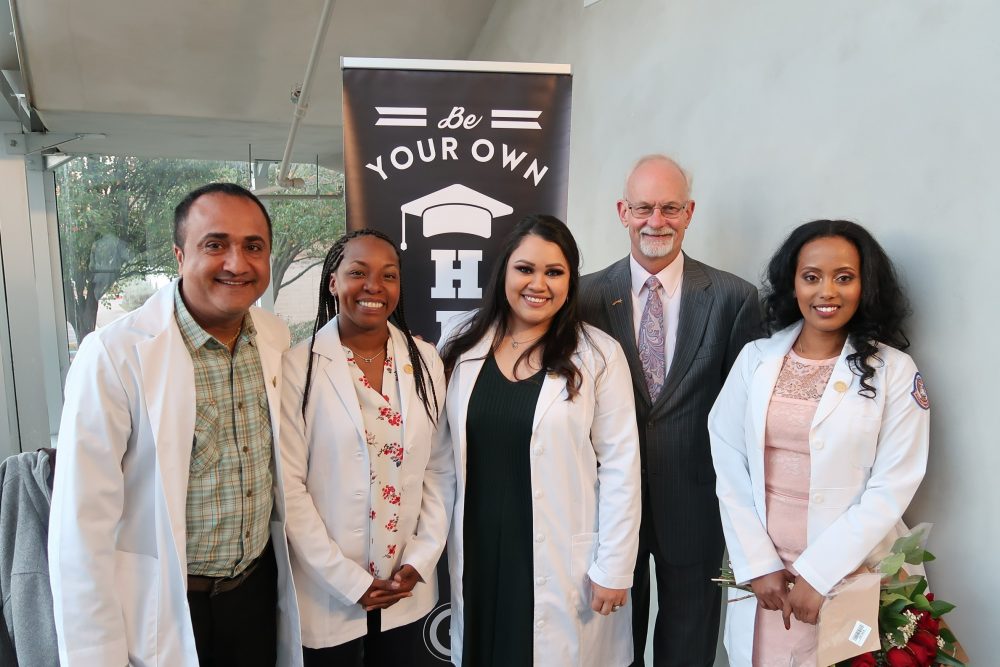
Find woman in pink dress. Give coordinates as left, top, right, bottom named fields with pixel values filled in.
left=709, top=220, right=930, bottom=666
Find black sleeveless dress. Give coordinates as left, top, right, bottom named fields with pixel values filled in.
left=461, top=355, right=545, bottom=666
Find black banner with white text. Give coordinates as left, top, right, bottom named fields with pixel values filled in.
left=341, top=58, right=572, bottom=663
left=342, top=59, right=573, bottom=343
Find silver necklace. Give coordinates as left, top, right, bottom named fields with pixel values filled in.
left=510, top=334, right=542, bottom=349
left=349, top=347, right=386, bottom=364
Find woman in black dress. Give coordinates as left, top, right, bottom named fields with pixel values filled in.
left=441, top=215, right=642, bottom=666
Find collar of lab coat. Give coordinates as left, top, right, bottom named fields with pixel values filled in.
left=452, top=326, right=568, bottom=440
left=310, top=317, right=418, bottom=451
left=749, top=322, right=859, bottom=439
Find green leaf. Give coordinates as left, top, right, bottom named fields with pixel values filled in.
left=930, top=599, right=957, bottom=617
left=888, top=598, right=909, bottom=614
left=882, top=610, right=908, bottom=629
left=935, top=651, right=966, bottom=667
left=911, top=593, right=932, bottom=611
left=879, top=552, right=906, bottom=576
left=890, top=531, right=923, bottom=555
left=881, top=575, right=924, bottom=591
left=879, top=592, right=910, bottom=606
left=912, top=577, right=928, bottom=596
left=922, top=549, right=937, bottom=563
left=939, top=627, right=957, bottom=643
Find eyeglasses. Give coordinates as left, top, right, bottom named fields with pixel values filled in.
left=625, top=200, right=690, bottom=220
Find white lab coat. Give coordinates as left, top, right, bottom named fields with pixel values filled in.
left=279, top=317, right=453, bottom=648
left=445, top=325, right=641, bottom=666
left=708, top=323, right=930, bottom=666
left=48, top=281, right=302, bottom=667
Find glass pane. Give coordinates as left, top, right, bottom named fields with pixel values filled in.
left=262, top=163, right=346, bottom=347
left=55, top=156, right=250, bottom=359
left=54, top=156, right=346, bottom=360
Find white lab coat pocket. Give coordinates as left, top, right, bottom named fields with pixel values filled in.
left=571, top=532, right=598, bottom=613
left=570, top=532, right=597, bottom=576
left=850, top=416, right=881, bottom=469
left=114, top=550, right=158, bottom=666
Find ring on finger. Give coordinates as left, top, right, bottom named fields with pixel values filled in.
left=611, top=604, right=622, bottom=612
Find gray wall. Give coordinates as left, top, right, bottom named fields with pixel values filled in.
left=471, top=0, right=995, bottom=661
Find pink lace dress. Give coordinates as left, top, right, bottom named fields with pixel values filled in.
left=753, top=350, right=837, bottom=667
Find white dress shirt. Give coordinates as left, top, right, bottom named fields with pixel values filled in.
left=629, top=253, right=684, bottom=378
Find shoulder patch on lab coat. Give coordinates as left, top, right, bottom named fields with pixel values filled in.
left=911, top=372, right=929, bottom=410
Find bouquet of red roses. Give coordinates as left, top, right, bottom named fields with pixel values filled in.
left=835, top=524, right=963, bottom=667
left=714, top=524, right=965, bottom=666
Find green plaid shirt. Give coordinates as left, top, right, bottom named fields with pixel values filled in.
left=175, top=284, right=274, bottom=577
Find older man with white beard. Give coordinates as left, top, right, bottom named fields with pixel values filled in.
left=578, top=155, right=760, bottom=666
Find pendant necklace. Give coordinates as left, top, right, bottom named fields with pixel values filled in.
left=350, top=347, right=386, bottom=364
left=510, top=334, right=542, bottom=349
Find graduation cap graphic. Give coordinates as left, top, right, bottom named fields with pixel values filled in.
left=399, top=184, right=514, bottom=250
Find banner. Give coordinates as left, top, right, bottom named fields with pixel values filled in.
left=342, top=58, right=572, bottom=663
left=342, top=58, right=573, bottom=343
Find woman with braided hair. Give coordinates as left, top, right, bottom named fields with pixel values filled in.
left=278, top=229, right=453, bottom=666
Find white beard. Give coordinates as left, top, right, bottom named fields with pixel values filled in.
left=639, top=233, right=675, bottom=259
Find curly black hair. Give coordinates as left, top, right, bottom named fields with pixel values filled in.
left=761, top=219, right=910, bottom=398
left=440, top=214, right=595, bottom=401
left=301, top=229, right=438, bottom=422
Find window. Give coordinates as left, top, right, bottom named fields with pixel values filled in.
left=54, top=156, right=345, bottom=359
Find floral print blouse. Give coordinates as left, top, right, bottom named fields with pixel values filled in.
left=343, top=338, right=405, bottom=579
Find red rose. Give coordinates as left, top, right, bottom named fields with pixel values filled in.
left=911, top=629, right=938, bottom=653
left=910, top=630, right=940, bottom=666
left=908, top=640, right=935, bottom=666
left=925, top=593, right=935, bottom=602
left=916, top=613, right=940, bottom=635
left=909, top=630, right=937, bottom=651
left=886, top=647, right=919, bottom=667
left=850, top=653, right=877, bottom=666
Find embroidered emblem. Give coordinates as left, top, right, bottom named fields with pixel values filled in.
left=403, top=363, right=413, bottom=375
left=911, top=372, right=930, bottom=410
left=833, top=380, right=848, bottom=393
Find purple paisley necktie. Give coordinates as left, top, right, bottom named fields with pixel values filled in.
left=638, top=276, right=666, bottom=399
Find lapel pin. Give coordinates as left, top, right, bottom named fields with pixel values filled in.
left=833, top=380, right=848, bottom=393
left=404, top=363, right=413, bottom=375
left=547, top=371, right=559, bottom=379
left=611, top=298, right=623, bottom=306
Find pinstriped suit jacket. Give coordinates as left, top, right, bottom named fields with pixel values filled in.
left=579, top=254, right=760, bottom=563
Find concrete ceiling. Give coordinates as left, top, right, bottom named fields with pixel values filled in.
left=10, top=0, right=497, bottom=169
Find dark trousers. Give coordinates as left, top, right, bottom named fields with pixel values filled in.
left=187, top=542, right=278, bottom=667
left=630, top=506, right=723, bottom=667
left=303, top=611, right=423, bottom=667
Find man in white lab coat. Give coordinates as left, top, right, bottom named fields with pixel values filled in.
left=49, top=183, right=301, bottom=667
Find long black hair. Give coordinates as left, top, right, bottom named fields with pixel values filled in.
left=301, top=228, right=438, bottom=422
left=440, top=214, right=592, bottom=400
left=761, top=219, right=910, bottom=398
